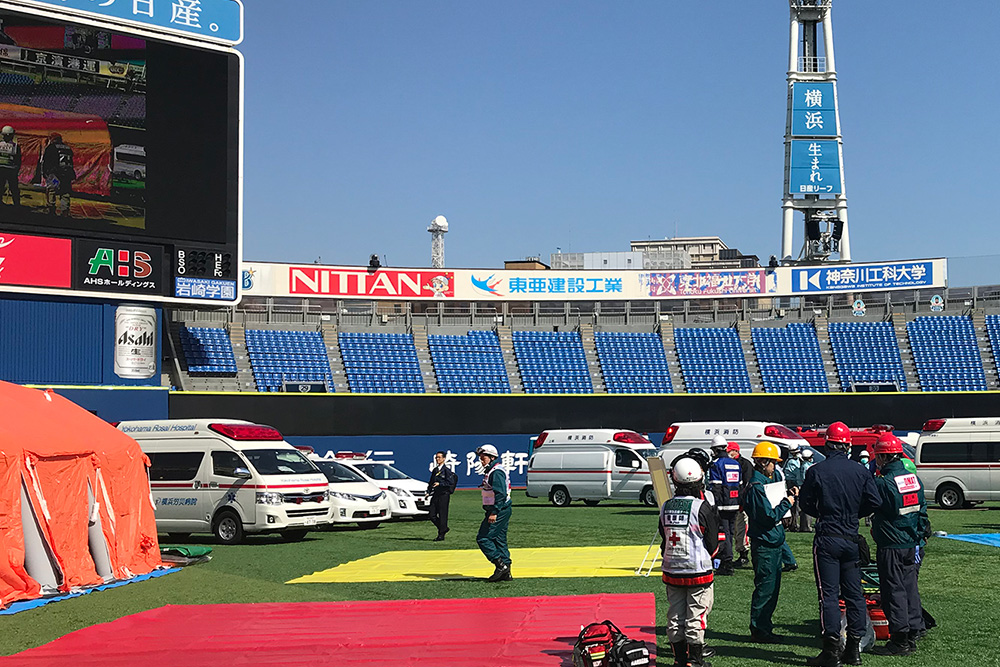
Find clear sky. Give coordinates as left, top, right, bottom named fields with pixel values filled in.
left=239, top=1, right=1000, bottom=284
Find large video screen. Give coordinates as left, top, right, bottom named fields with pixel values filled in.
left=0, top=9, right=239, bottom=302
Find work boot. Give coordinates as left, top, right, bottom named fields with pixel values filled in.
left=669, top=642, right=688, bottom=667
left=906, top=631, right=918, bottom=652
left=873, top=633, right=913, bottom=657
left=688, top=643, right=712, bottom=667
left=488, top=563, right=511, bottom=582
left=735, top=554, right=750, bottom=568
left=806, top=635, right=843, bottom=667
left=716, top=561, right=734, bottom=576
left=841, top=634, right=863, bottom=666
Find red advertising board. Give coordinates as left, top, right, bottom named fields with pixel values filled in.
left=288, top=267, right=455, bottom=298
left=0, top=232, right=72, bottom=289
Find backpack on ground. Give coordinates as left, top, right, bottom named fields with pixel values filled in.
left=572, top=619, right=650, bottom=667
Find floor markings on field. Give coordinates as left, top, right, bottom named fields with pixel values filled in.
left=287, top=545, right=651, bottom=583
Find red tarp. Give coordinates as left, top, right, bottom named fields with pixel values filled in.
left=3, top=594, right=657, bottom=666
left=0, top=381, right=160, bottom=608
left=0, top=103, right=112, bottom=196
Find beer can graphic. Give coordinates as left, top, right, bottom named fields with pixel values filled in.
left=114, top=306, right=157, bottom=379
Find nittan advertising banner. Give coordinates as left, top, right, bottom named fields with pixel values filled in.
left=240, top=259, right=947, bottom=302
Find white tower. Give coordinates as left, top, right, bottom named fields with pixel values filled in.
left=782, top=0, right=851, bottom=263
left=428, top=215, right=449, bottom=269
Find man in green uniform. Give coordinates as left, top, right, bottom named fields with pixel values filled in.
left=476, top=444, right=512, bottom=582
left=744, top=441, right=796, bottom=643
left=870, top=433, right=927, bottom=658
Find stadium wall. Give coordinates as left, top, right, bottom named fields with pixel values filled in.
left=0, top=297, right=161, bottom=386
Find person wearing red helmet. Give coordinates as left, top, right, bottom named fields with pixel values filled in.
left=800, top=422, right=882, bottom=667
left=870, top=433, right=929, bottom=656
left=708, top=441, right=744, bottom=576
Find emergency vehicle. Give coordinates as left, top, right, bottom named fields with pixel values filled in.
left=334, top=453, right=430, bottom=518
left=916, top=417, right=1000, bottom=509
left=659, top=421, right=810, bottom=463
left=526, top=430, right=657, bottom=507
left=305, top=452, right=391, bottom=528
left=118, top=419, right=331, bottom=544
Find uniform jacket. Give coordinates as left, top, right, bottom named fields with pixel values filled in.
left=745, top=469, right=792, bottom=547
left=709, top=456, right=742, bottom=514
left=427, top=464, right=457, bottom=497
left=799, top=451, right=881, bottom=536
left=871, top=458, right=927, bottom=549
left=658, top=494, right=720, bottom=586
left=784, top=457, right=804, bottom=487
left=481, top=459, right=511, bottom=515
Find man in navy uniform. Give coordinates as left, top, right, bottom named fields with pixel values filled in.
left=800, top=421, right=881, bottom=667
left=427, top=450, right=458, bottom=541
left=709, top=441, right=743, bottom=576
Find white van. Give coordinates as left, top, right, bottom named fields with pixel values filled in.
left=118, top=419, right=332, bottom=544
left=526, top=429, right=658, bottom=507
left=916, top=417, right=1000, bottom=509
left=659, top=421, right=810, bottom=463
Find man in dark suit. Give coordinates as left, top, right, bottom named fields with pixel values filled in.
left=427, top=451, right=458, bottom=541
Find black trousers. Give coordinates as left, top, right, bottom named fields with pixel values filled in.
left=429, top=493, right=450, bottom=536
left=813, top=535, right=866, bottom=638
left=877, top=546, right=922, bottom=637
left=718, top=513, right=736, bottom=564
left=0, top=169, right=18, bottom=205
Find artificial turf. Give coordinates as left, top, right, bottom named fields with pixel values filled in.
left=3, top=492, right=1000, bottom=666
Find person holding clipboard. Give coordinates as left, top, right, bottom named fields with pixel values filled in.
left=743, top=441, right=797, bottom=644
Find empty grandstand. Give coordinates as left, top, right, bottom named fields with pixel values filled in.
left=674, top=327, right=752, bottom=393
left=178, top=325, right=237, bottom=376
left=595, top=331, right=673, bottom=394
left=829, top=321, right=907, bottom=391
left=512, top=330, right=593, bottom=394
left=339, top=331, right=425, bottom=394
left=753, top=323, right=829, bottom=393
left=246, top=328, right=333, bottom=392
left=428, top=330, right=510, bottom=394
left=907, top=315, right=987, bottom=391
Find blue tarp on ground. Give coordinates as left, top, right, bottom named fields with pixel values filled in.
left=941, top=533, right=1000, bottom=549
left=0, top=568, right=179, bottom=615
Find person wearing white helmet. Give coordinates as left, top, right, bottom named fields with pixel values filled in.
left=798, top=449, right=815, bottom=532
left=784, top=444, right=805, bottom=532
left=475, top=444, right=512, bottom=582
left=660, top=457, right=720, bottom=667
left=0, top=125, right=21, bottom=207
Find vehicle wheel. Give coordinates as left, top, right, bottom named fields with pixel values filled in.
left=212, top=509, right=244, bottom=544
left=358, top=522, right=381, bottom=529
left=550, top=486, right=571, bottom=507
left=134, top=170, right=142, bottom=180
left=583, top=499, right=601, bottom=507
left=640, top=486, right=657, bottom=507
left=281, top=529, right=309, bottom=542
left=936, top=483, right=964, bottom=510
left=166, top=532, right=191, bottom=540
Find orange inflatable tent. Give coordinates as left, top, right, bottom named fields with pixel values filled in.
left=0, top=381, right=161, bottom=609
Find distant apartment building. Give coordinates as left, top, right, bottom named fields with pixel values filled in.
left=548, top=236, right=759, bottom=271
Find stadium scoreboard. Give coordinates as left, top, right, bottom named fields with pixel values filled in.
left=0, top=0, right=242, bottom=304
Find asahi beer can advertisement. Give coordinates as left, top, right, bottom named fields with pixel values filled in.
left=114, top=306, right=157, bottom=379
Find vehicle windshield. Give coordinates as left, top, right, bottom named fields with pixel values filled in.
left=354, top=462, right=410, bottom=480
left=242, top=448, right=318, bottom=476
left=314, top=459, right=367, bottom=483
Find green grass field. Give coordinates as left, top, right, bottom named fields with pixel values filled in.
left=4, top=492, right=1000, bottom=666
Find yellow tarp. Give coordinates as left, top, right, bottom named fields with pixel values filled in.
left=287, top=545, right=651, bottom=584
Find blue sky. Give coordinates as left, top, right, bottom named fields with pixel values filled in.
left=239, top=1, right=1000, bottom=284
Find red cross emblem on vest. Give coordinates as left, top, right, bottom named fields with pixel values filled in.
left=669, top=531, right=682, bottom=547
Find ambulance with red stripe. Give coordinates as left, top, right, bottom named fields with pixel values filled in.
left=916, top=417, right=1000, bottom=509
left=118, top=419, right=331, bottom=544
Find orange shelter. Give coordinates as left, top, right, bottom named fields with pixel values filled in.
left=0, top=380, right=161, bottom=609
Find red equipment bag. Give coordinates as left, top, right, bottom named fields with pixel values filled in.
left=572, top=620, right=651, bottom=667
left=573, top=622, right=615, bottom=667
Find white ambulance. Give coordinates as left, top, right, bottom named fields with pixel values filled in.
left=916, top=417, right=1000, bottom=509
left=118, top=419, right=332, bottom=544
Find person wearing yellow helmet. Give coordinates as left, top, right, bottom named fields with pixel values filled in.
left=743, top=441, right=797, bottom=643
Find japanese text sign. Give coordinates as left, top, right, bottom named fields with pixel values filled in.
left=789, top=139, right=842, bottom=195
left=791, top=82, right=837, bottom=137
left=16, top=0, right=242, bottom=44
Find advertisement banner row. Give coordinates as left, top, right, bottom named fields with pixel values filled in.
left=0, top=230, right=238, bottom=303
left=240, top=258, right=947, bottom=302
